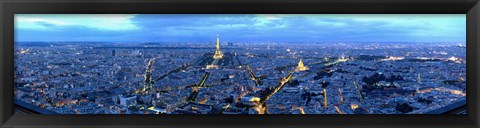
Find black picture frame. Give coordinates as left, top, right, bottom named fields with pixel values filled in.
left=1, top=0, right=479, bottom=128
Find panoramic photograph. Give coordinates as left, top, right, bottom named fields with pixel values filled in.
left=14, top=14, right=466, bottom=114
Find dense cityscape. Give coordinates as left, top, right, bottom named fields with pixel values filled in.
left=14, top=35, right=466, bottom=114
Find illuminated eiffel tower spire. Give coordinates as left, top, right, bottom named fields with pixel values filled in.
left=213, top=34, right=223, bottom=59
left=216, top=34, right=220, bottom=52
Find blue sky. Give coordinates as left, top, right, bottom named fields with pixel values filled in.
left=15, top=14, right=466, bottom=43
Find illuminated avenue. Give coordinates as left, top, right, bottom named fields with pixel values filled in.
left=14, top=35, right=466, bottom=114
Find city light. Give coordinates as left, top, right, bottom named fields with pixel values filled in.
left=14, top=14, right=466, bottom=114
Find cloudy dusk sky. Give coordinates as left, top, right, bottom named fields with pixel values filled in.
left=15, top=14, right=466, bottom=43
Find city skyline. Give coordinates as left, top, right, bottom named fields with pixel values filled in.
left=14, top=15, right=466, bottom=114
left=14, top=34, right=466, bottom=114
left=15, top=14, right=466, bottom=43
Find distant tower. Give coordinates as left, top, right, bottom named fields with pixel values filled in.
left=338, top=87, right=344, bottom=104
left=417, top=73, right=422, bottom=84
left=323, top=88, right=328, bottom=109
left=296, top=58, right=309, bottom=71
left=213, top=34, right=223, bottom=59
left=112, top=50, right=116, bottom=56
left=416, top=73, right=422, bottom=93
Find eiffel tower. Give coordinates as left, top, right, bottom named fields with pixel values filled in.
left=213, top=34, right=223, bottom=59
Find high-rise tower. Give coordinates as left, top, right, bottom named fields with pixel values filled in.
left=213, top=34, right=223, bottom=59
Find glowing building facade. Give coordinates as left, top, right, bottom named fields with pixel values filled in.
left=296, top=58, right=309, bottom=71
